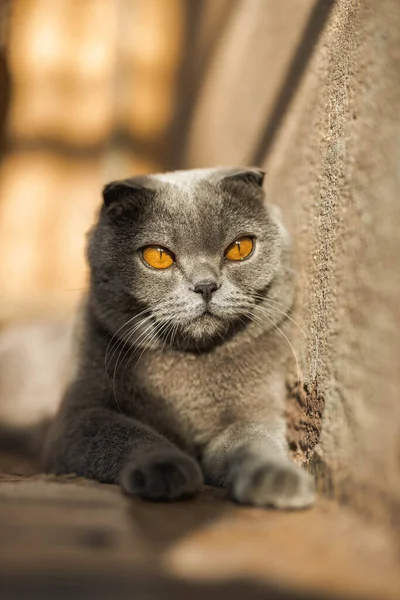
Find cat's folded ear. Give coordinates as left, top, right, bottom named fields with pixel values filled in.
left=103, top=177, right=151, bottom=207
left=216, top=167, right=265, bottom=188
left=102, top=176, right=155, bottom=219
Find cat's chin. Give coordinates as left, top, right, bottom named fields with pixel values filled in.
left=181, top=312, right=227, bottom=346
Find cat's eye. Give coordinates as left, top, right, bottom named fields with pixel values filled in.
left=142, top=246, right=175, bottom=269
left=225, top=237, right=254, bottom=261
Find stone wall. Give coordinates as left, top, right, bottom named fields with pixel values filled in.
left=179, top=0, right=400, bottom=521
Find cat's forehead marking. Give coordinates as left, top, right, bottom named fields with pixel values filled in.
left=151, top=168, right=222, bottom=213
left=152, top=168, right=221, bottom=189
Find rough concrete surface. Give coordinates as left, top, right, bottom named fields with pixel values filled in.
left=183, top=0, right=400, bottom=524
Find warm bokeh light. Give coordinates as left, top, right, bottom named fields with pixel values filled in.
left=0, top=0, right=183, bottom=323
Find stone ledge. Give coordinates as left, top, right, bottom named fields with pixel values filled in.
left=0, top=474, right=398, bottom=599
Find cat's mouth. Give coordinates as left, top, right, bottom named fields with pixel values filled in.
left=198, top=307, right=221, bottom=320
left=191, top=309, right=215, bottom=323
left=187, top=306, right=222, bottom=327
left=177, top=304, right=246, bottom=349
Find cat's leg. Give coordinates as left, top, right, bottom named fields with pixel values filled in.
left=201, top=422, right=315, bottom=509
left=43, top=392, right=202, bottom=500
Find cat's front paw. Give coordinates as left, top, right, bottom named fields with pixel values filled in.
left=230, top=459, right=315, bottom=509
left=120, top=449, right=203, bottom=501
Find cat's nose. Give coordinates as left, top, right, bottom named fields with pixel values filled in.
left=194, top=280, right=218, bottom=303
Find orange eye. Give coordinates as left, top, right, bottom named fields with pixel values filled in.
left=142, top=246, right=174, bottom=269
left=225, top=237, right=254, bottom=261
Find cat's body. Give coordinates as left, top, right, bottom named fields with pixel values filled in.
left=43, top=167, right=315, bottom=508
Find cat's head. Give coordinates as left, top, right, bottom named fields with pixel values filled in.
left=88, top=167, right=289, bottom=349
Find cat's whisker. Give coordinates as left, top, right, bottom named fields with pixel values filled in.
left=111, top=318, right=157, bottom=410
left=159, top=319, right=176, bottom=354
left=104, top=307, right=150, bottom=363
left=127, top=317, right=173, bottom=390
left=153, top=319, right=174, bottom=354
left=117, top=318, right=163, bottom=385
left=126, top=312, right=172, bottom=364
left=104, top=314, right=138, bottom=374
left=115, top=315, right=170, bottom=404
left=252, top=301, right=307, bottom=341
left=126, top=319, right=171, bottom=399
left=105, top=313, right=155, bottom=387
left=244, top=310, right=302, bottom=385
left=104, top=308, right=151, bottom=373
left=249, top=294, right=307, bottom=340
left=169, top=319, right=181, bottom=350
left=105, top=316, right=150, bottom=374
left=234, top=296, right=305, bottom=344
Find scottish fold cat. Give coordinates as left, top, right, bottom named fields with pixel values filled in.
left=43, top=167, right=315, bottom=508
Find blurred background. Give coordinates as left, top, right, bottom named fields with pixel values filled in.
left=0, top=0, right=185, bottom=322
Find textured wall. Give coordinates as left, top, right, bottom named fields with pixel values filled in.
left=182, top=0, right=400, bottom=520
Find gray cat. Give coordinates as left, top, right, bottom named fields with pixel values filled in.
left=43, top=167, right=315, bottom=509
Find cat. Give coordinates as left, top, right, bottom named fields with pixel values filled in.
left=43, top=167, right=315, bottom=509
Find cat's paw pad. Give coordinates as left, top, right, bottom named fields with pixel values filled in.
left=230, top=460, right=315, bottom=509
left=120, top=450, right=203, bottom=501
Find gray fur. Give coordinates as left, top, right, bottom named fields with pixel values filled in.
left=43, top=167, right=315, bottom=508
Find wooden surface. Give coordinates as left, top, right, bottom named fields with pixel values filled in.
left=0, top=465, right=399, bottom=600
